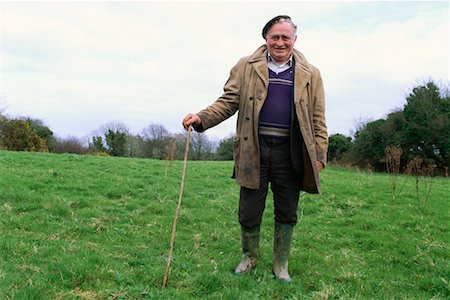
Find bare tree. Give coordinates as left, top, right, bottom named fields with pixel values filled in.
left=190, top=131, right=213, bottom=160
left=350, top=117, right=373, bottom=139
left=52, top=136, right=88, bottom=154
left=142, top=123, right=169, bottom=141
left=126, top=134, right=145, bottom=158
left=100, top=121, right=130, bottom=135
left=141, top=123, right=170, bottom=159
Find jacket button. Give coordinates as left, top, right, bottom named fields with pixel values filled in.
left=245, top=117, right=250, bottom=121
left=249, top=96, right=254, bottom=101
left=244, top=137, right=248, bottom=141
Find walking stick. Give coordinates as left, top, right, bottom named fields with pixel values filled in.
left=162, top=125, right=192, bottom=288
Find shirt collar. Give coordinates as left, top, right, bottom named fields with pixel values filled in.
left=267, top=53, right=293, bottom=67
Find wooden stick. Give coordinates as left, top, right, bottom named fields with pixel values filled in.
left=162, top=126, right=192, bottom=288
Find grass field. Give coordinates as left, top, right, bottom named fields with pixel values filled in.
left=0, top=150, right=448, bottom=299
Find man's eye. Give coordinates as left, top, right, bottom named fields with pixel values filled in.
left=270, top=35, right=291, bottom=41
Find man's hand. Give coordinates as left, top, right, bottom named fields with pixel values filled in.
left=182, top=113, right=201, bottom=130
left=316, top=161, right=324, bottom=172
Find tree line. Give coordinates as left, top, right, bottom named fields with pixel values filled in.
left=327, top=80, right=449, bottom=176
left=0, top=110, right=234, bottom=161
left=1, top=80, right=448, bottom=175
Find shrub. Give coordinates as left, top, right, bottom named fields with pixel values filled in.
left=1, top=119, right=47, bottom=152
left=327, top=133, right=352, bottom=162
left=215, top=136, right=234, bottom=161
left=51, top=136, right=88, bottom=154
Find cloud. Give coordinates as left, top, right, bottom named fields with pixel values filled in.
left=299, top=3, right=449, bottom=135
left=2, top=1, right=448, bottom=141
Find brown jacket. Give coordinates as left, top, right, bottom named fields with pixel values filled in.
left=195, top=45, right=328, bottom=193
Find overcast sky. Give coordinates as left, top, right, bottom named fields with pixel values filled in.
left=1, top=1, right=449, bottom=143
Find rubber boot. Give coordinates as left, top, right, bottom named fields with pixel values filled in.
left=273, top=222, right=294, bottom=283
left=234, top=225, right=260, bottom=274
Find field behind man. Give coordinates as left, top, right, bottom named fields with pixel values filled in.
left=0, top=151, right=448, bottom=299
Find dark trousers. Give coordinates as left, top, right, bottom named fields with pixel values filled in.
left=238, top=136, right=302, bottom=228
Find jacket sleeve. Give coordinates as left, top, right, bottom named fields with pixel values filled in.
left=195, top=61, right=242, bottom=132
left=311, top=68, right=328, bottom=166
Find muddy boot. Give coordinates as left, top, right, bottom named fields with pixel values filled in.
left=273, top=222, right=294, bottom=283
left=234, top=225, right=260, bottom=274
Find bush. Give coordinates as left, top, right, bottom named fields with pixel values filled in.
left=0, top=113, right=8, bottom=149
left=215, top=136, right=234, bottom=160
left=327, top=133, right=352, bottom=162
left=349, top=119, right=387, bottom=170
left=105, top=129, right=127, bottom=157
left=51, top=136, right=88, bottom=154
left=23, top=117, right=54, bottom=150
left=346, top=80, right=449, bottom=174
left=1, top=119, right=47, bottom=152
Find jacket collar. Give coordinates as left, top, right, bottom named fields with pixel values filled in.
left=249, top=45, right=312, bottom=90
left=249, top=45, right=269, bottom=87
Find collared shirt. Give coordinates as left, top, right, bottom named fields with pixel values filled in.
left=268, top=54, right=293, bottom=74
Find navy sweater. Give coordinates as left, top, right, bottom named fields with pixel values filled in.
left=259, top=68, right=293, bottom=137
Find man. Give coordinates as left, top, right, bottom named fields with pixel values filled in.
left=182, top=15, right=328, bottom=283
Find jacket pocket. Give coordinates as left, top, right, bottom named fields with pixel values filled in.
left=231, top=137, right=240, bottom=179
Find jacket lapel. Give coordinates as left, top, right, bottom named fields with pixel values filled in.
left=247, top=46, right=312, bottom=98
left=249, top=45, right=269, bottom=88
left=253, top=61, right=269, bottom=88
left=293, top=51, right=312, bottom=102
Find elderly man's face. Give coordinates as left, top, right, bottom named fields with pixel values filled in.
left=265, top=22, right=297, bottom=64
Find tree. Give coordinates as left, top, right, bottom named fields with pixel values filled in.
left=350, top=119, right=387, bottom=170
left=142, top=123, right=169, bottom=141
left=126, top=134, right=145, bottom=158
left=190, top=131, right=214, bottom=160
left=0, top=111, right=8, bottom=148
left=23, top=117, right=53, bottom=141
left=105, top=129, right=127, bottom=157
left=346, top=80, right=449, bottom=173
left=90, top=136, right=107, bottom=154
left=51, top=136, right=88, bottom=154
left=327, top=133, right=352, bottom=162
left=382, top=110, right=406, bottom=147
left=23, top=117, right=55, bottom=151
left=172, top=132, right=190, bottom=160
left=402, top=81, right=449, bottom=170
left=2, top=119, right=47, bottom=152
left=141, top=123, right=170, bottom=159
left=215, top=135, right=234, bottom=160
left=89, top=122, right=130, bottom=157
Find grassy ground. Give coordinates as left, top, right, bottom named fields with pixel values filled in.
left=0, top=150, right=448, bottom=299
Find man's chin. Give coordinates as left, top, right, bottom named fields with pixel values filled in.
left=272, top=54, right=288, bottom=63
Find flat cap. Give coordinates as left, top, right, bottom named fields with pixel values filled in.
left=262, top=15, right=292, bottom=39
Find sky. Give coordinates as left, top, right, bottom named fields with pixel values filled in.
left=1, top=0, right=449, bottom=143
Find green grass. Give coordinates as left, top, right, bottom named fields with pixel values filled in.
left=0, top=150, right=448, bottom=299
